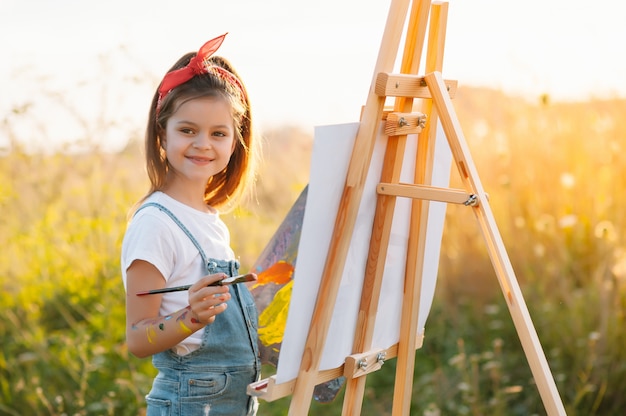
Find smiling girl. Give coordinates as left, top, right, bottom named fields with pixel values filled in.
left=121, top=33, right=261, bottom=416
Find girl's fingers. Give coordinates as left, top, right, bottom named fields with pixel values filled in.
left=192, top=273, right=227, bottom=289
left=188, top=274, right=229, bottom=300
left=193, top=302, right=228, bottom=324
left=190, top=291, right=230, bottom=324
left=187, top=273, right=233, bottom=324
left=189, top=285, right=229, bottom=304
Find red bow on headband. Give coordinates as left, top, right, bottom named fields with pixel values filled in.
left=158, top=33, right=228, bottom=97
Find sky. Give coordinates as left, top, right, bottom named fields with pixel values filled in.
left=1, top=0, right=625, bottom=151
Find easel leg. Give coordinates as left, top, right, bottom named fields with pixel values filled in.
left=287, top=1, right=412, bottom=414
left=425, top=71, right=567, bottom=416
left=392, top=4, right=449, bottom=415
left=341, top=1, right=431, bottom=415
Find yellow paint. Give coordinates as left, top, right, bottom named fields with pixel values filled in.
left=253, top=261, right=294, bottom=289
left=146, top=325, right=157, bottom=344
left=258, top=280, right=293, bottom=345
left=179, top=320, right=192, bottom=335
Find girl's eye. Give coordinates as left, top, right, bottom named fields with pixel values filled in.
left=180, top=128, right=195, bottom=135
left=213, top=131, right=226, bottom=137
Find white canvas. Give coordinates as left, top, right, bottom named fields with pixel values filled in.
left=276, top=121, right=451, bottom=384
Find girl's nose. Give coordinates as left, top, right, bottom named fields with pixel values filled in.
left=193, top=133, right=212, bottom=150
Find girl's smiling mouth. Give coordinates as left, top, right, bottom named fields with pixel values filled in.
left=187, top=155, right=213, bottom=164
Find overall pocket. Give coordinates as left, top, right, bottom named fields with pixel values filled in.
left=180, top=372, right=242, bottom=415
left=146, top=378, right=178, bottom=416
left=187, top=371, right=230, bottom=397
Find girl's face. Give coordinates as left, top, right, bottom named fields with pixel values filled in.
left=162, top=96, right=236, bottom=190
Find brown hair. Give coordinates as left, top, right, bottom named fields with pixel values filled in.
left=141, top=52, right=259, bottom=212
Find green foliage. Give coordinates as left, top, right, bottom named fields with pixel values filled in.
left=1, top=89, right=626, bottom=415
left=0, top=144, right=156, bottom=415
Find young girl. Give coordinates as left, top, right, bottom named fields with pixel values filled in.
left=121, top=33, right=261, bottom=416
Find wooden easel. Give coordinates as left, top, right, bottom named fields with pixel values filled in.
left=248, top=1, right=567, bottom=414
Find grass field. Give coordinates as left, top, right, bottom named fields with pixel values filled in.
left=1, top=87, right=625, bottom=415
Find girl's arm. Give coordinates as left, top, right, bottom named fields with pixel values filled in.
left=125, top=259, right=231, bottom=358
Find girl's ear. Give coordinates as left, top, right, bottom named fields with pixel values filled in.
left=158, top=126, right=167, bottom=150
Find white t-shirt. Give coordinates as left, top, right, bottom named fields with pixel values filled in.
left=121, top=191, right=235, bottom=355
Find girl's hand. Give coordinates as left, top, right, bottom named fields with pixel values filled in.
left=188, top=273, right=231, bottom=325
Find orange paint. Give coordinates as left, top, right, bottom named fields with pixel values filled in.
left=253, top=261, right=294, bottom=288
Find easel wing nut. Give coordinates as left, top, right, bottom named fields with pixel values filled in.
left=385, top=112, right=427, bottom=136
left=344, top=349, right=387, bottom=379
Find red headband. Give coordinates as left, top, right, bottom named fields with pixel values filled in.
left=157, top=33, right=246, bottom=112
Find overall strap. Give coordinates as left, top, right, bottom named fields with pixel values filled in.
left=135, top=202, right=210, bottom=269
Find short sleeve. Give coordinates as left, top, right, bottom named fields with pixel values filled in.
left=120, top=212, right=177, bottom=289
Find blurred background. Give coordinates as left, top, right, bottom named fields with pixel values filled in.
left=1, top=0, right=625, bottom=415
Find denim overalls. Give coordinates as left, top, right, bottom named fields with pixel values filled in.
left=137, top=203, right=261, bottom=416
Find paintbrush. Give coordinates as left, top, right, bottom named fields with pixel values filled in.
left=136, top=273, right=257, bottom=296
